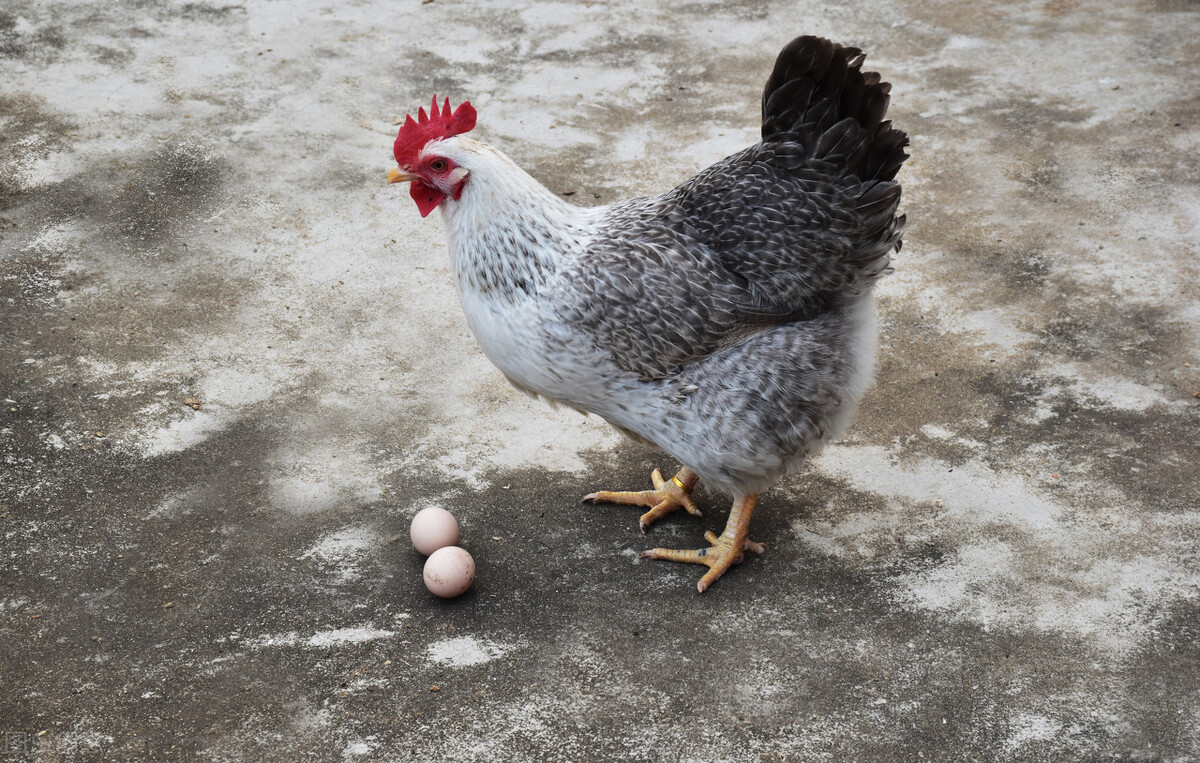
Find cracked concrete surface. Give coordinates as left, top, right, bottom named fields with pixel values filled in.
left=2, top=0, right=1199, bottom=760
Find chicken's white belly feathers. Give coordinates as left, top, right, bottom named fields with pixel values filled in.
left=453, top=289, right=543, bottom=391
left=452, top=273, right=654, bottom=425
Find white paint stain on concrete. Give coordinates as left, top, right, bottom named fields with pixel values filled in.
left=301, top=525, right=381, bottom=583
left=426, top=636, right=512, bottom=667
left=244, top=626, right=396, bottom=649
left=809, top=443, right=1200, bottom=654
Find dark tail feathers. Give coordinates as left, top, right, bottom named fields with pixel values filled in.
left=762, top=35, right=908, bottom=183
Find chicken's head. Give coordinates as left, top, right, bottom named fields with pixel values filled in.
left=388, top=96, right=477, bottom=217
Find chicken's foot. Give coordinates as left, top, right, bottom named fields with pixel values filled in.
left=640, top=493, right=766, bottom=592
left=583, top=467, right=701, bottom=532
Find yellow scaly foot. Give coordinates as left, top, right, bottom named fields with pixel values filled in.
left=583, top=467, right=702, bottom=532
left=640, top=494, right=766, bottom=592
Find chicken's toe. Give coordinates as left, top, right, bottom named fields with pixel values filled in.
left=639, top=494, right=765, bottom=592
left=583, top=467, right=701, bottom=531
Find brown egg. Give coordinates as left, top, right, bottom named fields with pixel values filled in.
left=423, top=546, right=475, bottom=598
left=409, top=507, right=460, bottom=556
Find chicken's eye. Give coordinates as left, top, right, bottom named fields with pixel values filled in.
left=430, top=159, right=447, bottom=172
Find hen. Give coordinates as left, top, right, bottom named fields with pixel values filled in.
left=387, top=35, right=908, bottom=592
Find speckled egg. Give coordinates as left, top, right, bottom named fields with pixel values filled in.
left=423, top=546, right=475, bottom=598
left=409, top=507, right=460, bottom=556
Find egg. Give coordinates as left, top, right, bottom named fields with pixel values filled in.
left=423, top=546, right=475, bottom=598
left=409, top=507, right=460, bottom=556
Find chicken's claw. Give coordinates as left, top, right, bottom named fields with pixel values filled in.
left=639, top=494, right=764, bottom=592
left=583, top=467, right=701, bottom=532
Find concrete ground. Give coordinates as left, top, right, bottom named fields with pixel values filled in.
left=2, top=0, right=1198, bottom=760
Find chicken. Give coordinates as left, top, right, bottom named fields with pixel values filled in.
left=387, top=35, right=908, bottom=592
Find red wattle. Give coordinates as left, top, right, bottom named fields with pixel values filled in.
left=411, top=182, right=446, bottom=218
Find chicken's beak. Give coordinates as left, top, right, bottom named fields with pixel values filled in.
left=387, top=166, right=420, bottom=184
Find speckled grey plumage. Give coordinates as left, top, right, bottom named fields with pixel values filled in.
left=558, top=140, right=903, bottom=381
left=431, top=35, right=908, bottom=496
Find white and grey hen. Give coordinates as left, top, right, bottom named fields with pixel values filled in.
left=387, top=35, right=908, bottom=591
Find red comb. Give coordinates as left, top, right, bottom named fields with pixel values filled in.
left=393, top=96, right=477, bottom=167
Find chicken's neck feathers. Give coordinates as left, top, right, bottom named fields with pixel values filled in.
left=439, top=140, right=590, bottom=302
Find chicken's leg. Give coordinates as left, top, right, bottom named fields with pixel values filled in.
left=640, top=493, right=766, bottom=592
left=583, top=467, right=701, bottom=532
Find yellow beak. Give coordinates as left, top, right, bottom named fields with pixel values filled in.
left=387, top=166, right=419, bottom=184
